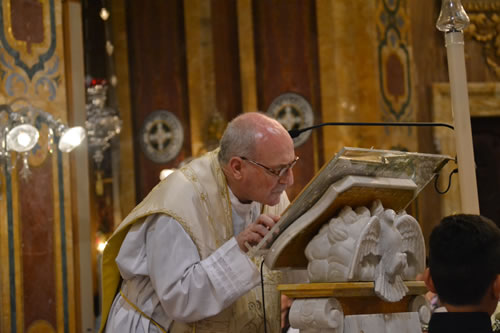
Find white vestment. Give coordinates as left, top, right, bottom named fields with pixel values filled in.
left=105, top=190, right=262, bottom=332
left=100, top=150, right=288, bottom=333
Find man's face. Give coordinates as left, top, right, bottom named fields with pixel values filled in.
left=239, top=132, right=296, bottom=206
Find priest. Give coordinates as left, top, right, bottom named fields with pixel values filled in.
left=100, top=112, right=297, bottom=333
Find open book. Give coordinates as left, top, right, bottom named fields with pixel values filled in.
left=247, top=147, right=452, bottom=269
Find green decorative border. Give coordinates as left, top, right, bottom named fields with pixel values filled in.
left=0, top=0, right=56, bottom=80
left=377, top=0, right=412, bottom=121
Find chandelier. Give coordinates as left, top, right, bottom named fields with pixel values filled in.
left=85, top=80, right=122, bottom=166
left=0, top=98, right=86, bottom=180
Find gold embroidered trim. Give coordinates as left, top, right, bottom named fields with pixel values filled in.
left=182, top=165, right=221, bottom=248
left=119, top=290, right=168, bottom=333
left=209, top=151, right=233, bottom=239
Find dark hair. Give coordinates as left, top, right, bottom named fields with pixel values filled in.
left=428, top=214, right=500, bottom=306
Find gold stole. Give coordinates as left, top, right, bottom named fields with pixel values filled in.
left=99, top=150, right=289, bottom=333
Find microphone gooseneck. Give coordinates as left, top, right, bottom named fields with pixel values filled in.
left=288, top=120, right=458, bottom=195
left=288, top=121, right=454, bottom=138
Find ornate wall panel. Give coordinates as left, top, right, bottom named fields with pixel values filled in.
left=184, top=0, right=216, bottom=158
left=409, top=0, right=500, bottom=244
left=376, top=0, right=417, bottom=152
left=316, top=0, right=417, bottom=159
left=125, top=0, right=421, bottom=203
left=237, top=0, right=258, bottom=115
left=0, top=0, right=76, bottom=332
left=127, top=0, right=324, bottom=201
left=375, top=0, right=419, bottom=219
left=317, top=0, right=381, bottom=157
left=111, top=0, right=136, bottom=219
left=127, top=0, right=191, bottom=200
left=211, top=0, right=241, bottom=133
left=463, top=0, right=500, bottom=81
left=183, top=0, right=239, bottom=157
left=407, top=0, right=448, bottom=246
left=20, top=157, right=56, bottom=331
left=316, top=0, right=420, bottom=220
left=253, top=0, right=322, bottom=200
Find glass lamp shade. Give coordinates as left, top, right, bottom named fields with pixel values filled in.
left=6, top=124, right=39, bottom=152
left=159, top=169, right=174, bottom=180
left=58, top=126, right=86, bottom=152
left=436, top=0, right=469, bottom=32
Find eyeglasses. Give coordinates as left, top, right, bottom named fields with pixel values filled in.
left=240, top=156, right=299, bottom=177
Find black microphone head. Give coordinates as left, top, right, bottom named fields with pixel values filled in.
left=288, top=128, right=302, bottom=138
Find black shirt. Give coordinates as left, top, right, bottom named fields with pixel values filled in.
left=428, top=312, right=493, bottom=333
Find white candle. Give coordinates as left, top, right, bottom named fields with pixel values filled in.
left=444, top=31, right=480, bottom=214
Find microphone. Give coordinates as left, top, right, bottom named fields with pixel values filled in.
left=288, top=121, right=454, bottom=138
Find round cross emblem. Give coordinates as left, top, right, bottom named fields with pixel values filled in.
left=140, top=110, right=184, bottom=163
left=266, top=92, right=314, bottom=147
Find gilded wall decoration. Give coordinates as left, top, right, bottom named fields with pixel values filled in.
left=0, top=0, right=61, bottom=102
left=376, top=0, right=413, bottom=122
left=0, top=0, right=76, bottom=332
left=463, top=0, right=500, bottom=78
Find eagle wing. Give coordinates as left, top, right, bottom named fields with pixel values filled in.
left=348, top=216, right=381, bottom=280
left=394, top=213, right=425, bottom=278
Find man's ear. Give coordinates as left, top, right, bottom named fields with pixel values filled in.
left=492, top=274, right=500, bottom=301
left=423, top=268, right=437, bottom=293
left=228, top=157, right=244, bottom=180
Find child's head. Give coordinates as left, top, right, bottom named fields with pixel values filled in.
left=426, top=214, right=500, bottom=313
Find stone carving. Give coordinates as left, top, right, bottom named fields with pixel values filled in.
left=140, top=110, right=184, bottom=164
left=408, top=295, right=432, bottom=327
left=343, top=312, right=422, bottom=333
left=289, top=298, right=343, bottom=333
left=305, top=200, right=425, bottom=302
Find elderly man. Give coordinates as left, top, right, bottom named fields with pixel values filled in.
left=100, top=112, right=297, bottom=333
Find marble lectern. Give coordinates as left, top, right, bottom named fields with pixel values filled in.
left=249, top=147, right=452, bottom=333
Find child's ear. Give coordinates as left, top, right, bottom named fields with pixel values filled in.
left=423, top=268, right=437, bottom=293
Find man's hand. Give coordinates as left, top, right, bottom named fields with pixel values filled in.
left=236, top=214, right=280, bottom=253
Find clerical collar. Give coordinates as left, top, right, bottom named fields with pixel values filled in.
left=228, top=187, right=261, bottom=223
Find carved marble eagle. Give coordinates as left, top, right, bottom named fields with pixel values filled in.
left=305, top=200, right=425, bottom=302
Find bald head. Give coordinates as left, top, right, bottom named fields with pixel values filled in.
left=218, top=112, right=296, bottom=205
left=218, top=112, right=291, bottom=165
